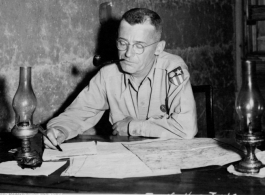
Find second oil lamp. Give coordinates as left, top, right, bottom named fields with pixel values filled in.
left=235, top=59, right=265, bottom=174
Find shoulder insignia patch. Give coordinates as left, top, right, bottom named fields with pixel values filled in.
left=168, top=67, right=184, bottom=86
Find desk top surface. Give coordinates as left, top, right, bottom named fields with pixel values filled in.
left=0, top=133, right=265, bottom=194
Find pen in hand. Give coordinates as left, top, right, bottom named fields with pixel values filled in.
left=38, top=126, right=63, bottom=152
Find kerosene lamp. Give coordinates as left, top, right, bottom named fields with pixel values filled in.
left=11, top=67, right=42, bottom=168
left=235, top=59, right=265, bottom=174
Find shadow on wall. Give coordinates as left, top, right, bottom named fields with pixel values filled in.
left=43, top=18, right=120, bottom=136
left=93, top=18, right=120, bottom=136
left=95, top=18, right=120, bottom=63
left=0, top=77, right=12, bottom=132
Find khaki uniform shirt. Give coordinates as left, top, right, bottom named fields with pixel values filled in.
left=47, top=51, right=198, bottom=140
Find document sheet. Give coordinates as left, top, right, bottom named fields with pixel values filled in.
left=122, top=138, right=244, bottom=170
left=42, top=141, right=97, bottom=160
left=62, top=141, right=180, bottom=178
left=0, top=161, right=66, bottom=176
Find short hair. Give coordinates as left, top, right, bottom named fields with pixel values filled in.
left=121, top=8, right=162, bottom=40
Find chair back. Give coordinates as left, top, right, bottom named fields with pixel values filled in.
left=192, top=85, right=214, bottom=138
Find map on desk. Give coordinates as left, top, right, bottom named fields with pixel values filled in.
left=122, top=138, right=244, bottom=171
left=61, top=138, right=248, bottom=178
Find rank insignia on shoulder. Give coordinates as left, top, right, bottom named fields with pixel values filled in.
left=168, top=67, right=184, bottom=86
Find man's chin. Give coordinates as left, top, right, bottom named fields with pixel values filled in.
left=120, top=65, right=135, bottom=74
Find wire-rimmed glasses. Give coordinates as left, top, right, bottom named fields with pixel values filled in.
left=116, top=39, right=160, bottom=54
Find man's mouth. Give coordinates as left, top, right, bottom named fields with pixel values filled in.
left=122, top=60, right=135, bottom=65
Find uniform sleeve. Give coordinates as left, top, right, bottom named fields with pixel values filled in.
left=129, top=67, right=198, bottom=139
left=47, top=70, right=109, bottom=140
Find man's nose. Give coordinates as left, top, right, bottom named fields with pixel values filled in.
left=125, top=45, right=135, bottom=57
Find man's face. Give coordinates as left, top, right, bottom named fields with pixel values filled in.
left=117, top=20, right=159, bottom=78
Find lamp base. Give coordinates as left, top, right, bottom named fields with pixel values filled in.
left=234, top=156, right=263, bottom=174
left=235, top=131, right=265, bottom=174
left=16, top=147, right=42, bottom=169
left=12, top=124, right=42, bottom=169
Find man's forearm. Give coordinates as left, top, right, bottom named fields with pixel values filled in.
left=128, top=114, right=197, bottom=139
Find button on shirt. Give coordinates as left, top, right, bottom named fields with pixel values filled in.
left=47, top=51, right=198, bottom=140
left=128, top=71, right=153, bottom=120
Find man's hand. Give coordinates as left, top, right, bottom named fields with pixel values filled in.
left=44, top=127, right=65, bottom=150
left=112, top=116, right=134, bottom=136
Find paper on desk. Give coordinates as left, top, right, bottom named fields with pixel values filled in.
left=43, top=141, right=96, bottom=161
left=122, top=138, right=244, bottom=170
left=62, top=142, right=181, bottom=178
left=61, top=138, right=244, bottom=179
left=61, top=156, right=88, bottom=176
left=0, top=161, right=66, bottom=176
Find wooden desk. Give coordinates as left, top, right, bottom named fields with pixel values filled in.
left=0, top=133, right=265, bottom=194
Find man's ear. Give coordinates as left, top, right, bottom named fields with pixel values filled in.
left=154, top=40, right=166, bottom=55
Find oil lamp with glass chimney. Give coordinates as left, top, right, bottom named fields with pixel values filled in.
left=235, top=59, right=265, bottom=174
left=11, top=66, right=42, bottom=168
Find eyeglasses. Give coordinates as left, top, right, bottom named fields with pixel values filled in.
left=116, top=39, right=160, bottom=55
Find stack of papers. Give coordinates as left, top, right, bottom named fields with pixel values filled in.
left=61, top=142, right=176, bottom=178
left=1, top=138, right=257, bottom=178
left=61, top=138, right=246, bottom=178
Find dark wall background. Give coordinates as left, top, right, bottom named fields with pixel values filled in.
left=0, top=0, right=235, bottom=138
left=159, top=1, right=235, bottom=137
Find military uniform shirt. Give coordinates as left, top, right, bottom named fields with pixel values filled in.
left=47, top=51, right=198, bottom=140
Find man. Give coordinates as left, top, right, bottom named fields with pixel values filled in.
left=44, top=8, right=197, bottom=149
